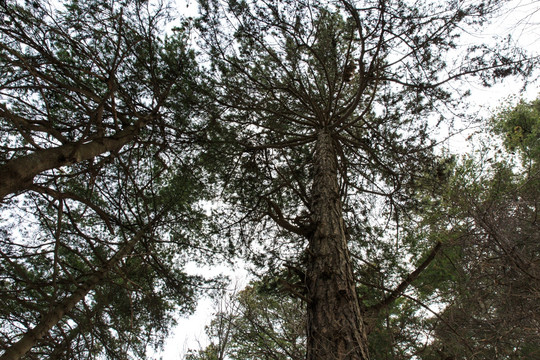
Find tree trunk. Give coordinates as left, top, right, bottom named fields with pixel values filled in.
left=306, top=130, right=370, bottom=360
left=0, top=120, right=146, bottom=201
left=0, top=225, right=151, bottom=360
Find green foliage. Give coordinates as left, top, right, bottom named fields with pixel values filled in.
left=417, top=98, right=540, bottom=359
left=185, top=344, right=222, bottom=360
left=1, top=0, right=536, bottom=357
left=493, top=98, right=540, bottom=161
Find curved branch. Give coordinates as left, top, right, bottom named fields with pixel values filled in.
left=264, top=197, right=312, bottom=237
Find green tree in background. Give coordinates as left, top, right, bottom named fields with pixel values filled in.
left=195, top=0, right=534, bottom=358
left=186, top=282, right=305, bottom=360
left=420, top=97, right=540, bottom=359
left=494, top=97, right=540, bottom=165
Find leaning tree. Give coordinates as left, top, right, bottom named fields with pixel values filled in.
left=195, top=0, right=534, bottom=358
left=0, top=0, right=216, bottom=359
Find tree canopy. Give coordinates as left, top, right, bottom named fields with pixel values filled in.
left=194, top=0, right=535, bottom=358
left=187, top=96, right=540, bottom=359
left=0, top=0, right=538, bottom=359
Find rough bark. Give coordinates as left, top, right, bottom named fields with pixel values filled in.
left=0, top=120, right=146, bottom=201
left=0, top=224, right=150, bottom=360
left=306, top=130, right=370, bottom=360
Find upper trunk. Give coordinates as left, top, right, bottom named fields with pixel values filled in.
left=306, top=130, right=369, bottom=360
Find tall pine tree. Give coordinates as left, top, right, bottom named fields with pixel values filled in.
left=196, top=0, right=534, bottom=358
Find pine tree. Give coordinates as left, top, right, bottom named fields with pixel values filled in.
left=196, top=0, right=534, bottom=358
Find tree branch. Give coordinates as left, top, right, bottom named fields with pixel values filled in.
left=29, top=185, right=117, bottom=234
left=367, top=241, right=442, bottom=313
left=0, top=215, right=160, bottom=360
left=0, top=118, right=149, bottom=201
left=264, top=197, right=312, bottom=237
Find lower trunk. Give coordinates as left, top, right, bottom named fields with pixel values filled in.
left=306, top=130, right=369, bottom=360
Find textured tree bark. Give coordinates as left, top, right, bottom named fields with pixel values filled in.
left=0, top=225, right=150, bottom=360
left=306, top=130, right=370, bottom=360
left=0, top=121, right=145, bottom=201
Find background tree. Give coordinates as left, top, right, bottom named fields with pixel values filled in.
left=0, top=0, right=218, bottom=358
left=186, top=281, right=306, bottom=360
left=418, top=97, right=540, bottom=359
left=195, top=0, right=534, bottom=358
